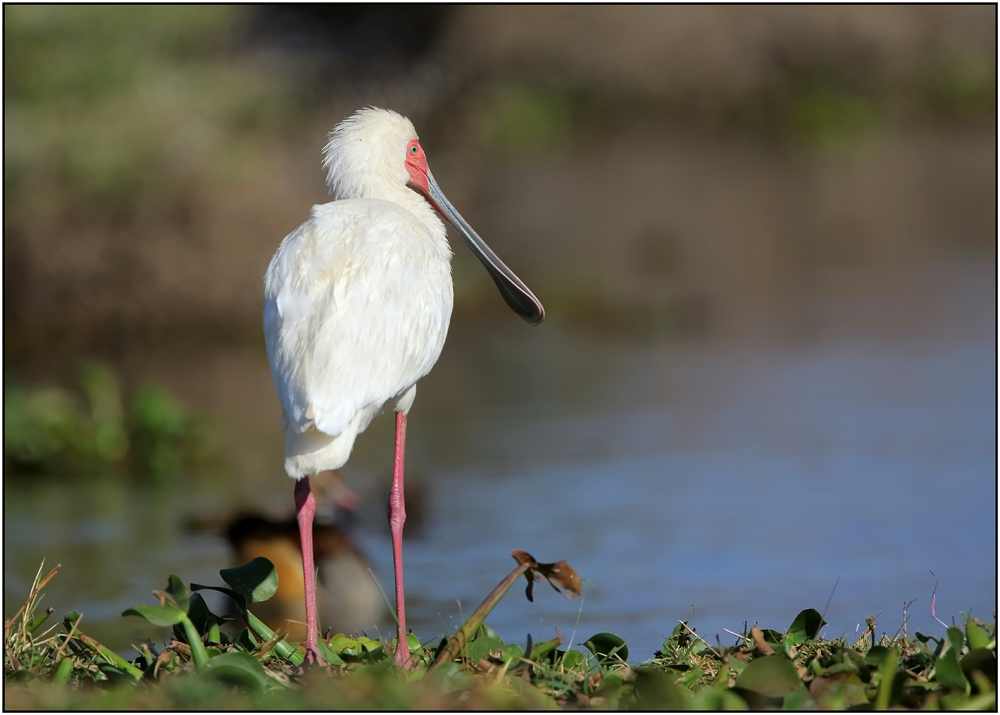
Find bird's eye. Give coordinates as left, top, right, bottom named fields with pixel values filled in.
left=409, top=144, right=418, bottom=154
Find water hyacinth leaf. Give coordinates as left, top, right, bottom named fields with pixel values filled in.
left=219, top=557, right=278, bottom=604
left=966, top=622, right=990, bottom=650
left=874, top=645, right=901, bottom=709
left=199, top=651, right=268, bottom=693
left=946, top=626, right=965, bottom=654
left=960, top=648, right=997, bottom=686
left=317, top=639, right=344, bottom=666
left=529, top=633, right=563, bottom=662
left=865, top=644, right=890, bottom=666
left=165, top=574, right=189, bottom=612
left=189, top=583, right=248, bottom=613
left=585, top=632, right=629, bottom=665
left=475, top=623, right=504, bottom=643
left=782, top=685, right=816, bottom=710
left=121, top=604, right=185, bottom=628
left=466, top=635, right=504, bottom=663
left=786, top=608, right=825, bottom=645
left=632, top=666, right=691, bottom=709
left=177, top=592, right=210, bottom=639
left=356, top=636, right=381, bottom=652
left=500, top=643, right=524, bottom=663
left=809, top=672, right=868, bottom=709
left=237, top=628, right=258, bottom=651
left=734, top=655, right=802, bottom=698
left=936, top=645, right=970, bottom=692
left=561, top=649, right=586, bottom=669
left=328, top=634, right=362, bottom=656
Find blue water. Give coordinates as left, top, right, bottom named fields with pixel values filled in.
left=5, top=264, right=995, bottom=662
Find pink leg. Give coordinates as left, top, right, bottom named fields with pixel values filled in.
left=389, top=411, right=412, bottom=667
left=294, top=476, right=325, bottom=666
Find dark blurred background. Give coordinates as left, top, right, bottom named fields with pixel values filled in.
left=4, top=6, right=996, bottom=659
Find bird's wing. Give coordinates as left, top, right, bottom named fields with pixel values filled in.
left=263, top=200, right=451, bottom=438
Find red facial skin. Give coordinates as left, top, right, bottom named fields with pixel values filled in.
left=404, top=140, right=430, bottom=193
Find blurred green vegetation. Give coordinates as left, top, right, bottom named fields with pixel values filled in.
left=4, top=363, right=219, bottom=479
left=4, top=5, right=301, bottom=227
left=5, top=558, right=997, bottom=710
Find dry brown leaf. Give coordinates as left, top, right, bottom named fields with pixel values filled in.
left=510, top=550, right=581, bottom=602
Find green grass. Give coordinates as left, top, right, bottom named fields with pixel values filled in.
left=4, top=555, right=996, bottom=710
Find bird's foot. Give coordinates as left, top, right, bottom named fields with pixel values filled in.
left=296, top=645, right=327, bottom=675
left=392, top=641, right=413, bottom=669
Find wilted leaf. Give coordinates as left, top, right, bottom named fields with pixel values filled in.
left=735, top=655, right=802, bottom=698
left=510, top=550, right=581, bottom=601
left=219, top=557, right=278, bottom=604
left=585, top=632, right=629, bottom=665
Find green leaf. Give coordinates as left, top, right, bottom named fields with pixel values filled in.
left=165, top=574, right=189, bottom=612
left=328, top=634, right=362, bottom=656
left=219, top=557, right=278, bottom=604
left=946, top=627, right=966, bottom=654
left=190, top=583, right=247, bottom=613
left=500, top=643, right=524, bottom=663
left=584, top=632, right=629, bottom=664
left=735, top=655, right=802, bottom=698
left=937, top=645, right=970, bottom=692
left=356, top=636, right=380, bottom=652
left=786, top=609, right=825, bottom=645
left=561, top=649, right=586, bottom=669
left=875, top=646, right=901, bottom=709
left=967, top=622, right=990, bottom=650
left=809, top=673, right=868, bottom=709
left=174, top=592, right=210, bottom=641
left=466, top=636, right=504, bottom=662
left=237, top=628, right=259, bottom=651
left=317, top=639, right=345, bottom=666
left=782, top=686, right=816, bottom=710
left=632, top=666, right=691, bottom=709
left=960, top=648, right=996, bottom=685
left=529, top=634, right=563, bottom=663
left=199, top=651, right=269, bottom=693
left=122, top=605, right=185, bottom=627
left=243, top=612, right=302, bottom=666
left=865, top=645, right=890, bottom=666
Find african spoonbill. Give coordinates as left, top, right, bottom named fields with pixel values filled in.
left=263, top=107, right=544, bottom=666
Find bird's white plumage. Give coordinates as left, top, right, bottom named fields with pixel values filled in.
left=263, top=109, right=454, bottom=478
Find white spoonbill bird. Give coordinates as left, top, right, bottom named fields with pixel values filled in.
left=263, top=107, right=544, bottom=666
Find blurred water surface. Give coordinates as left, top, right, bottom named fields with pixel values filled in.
left=5, top=117, right=995, bottom=660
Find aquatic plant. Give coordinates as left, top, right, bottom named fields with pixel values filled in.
left=4, top=555, right=995, bottom=710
